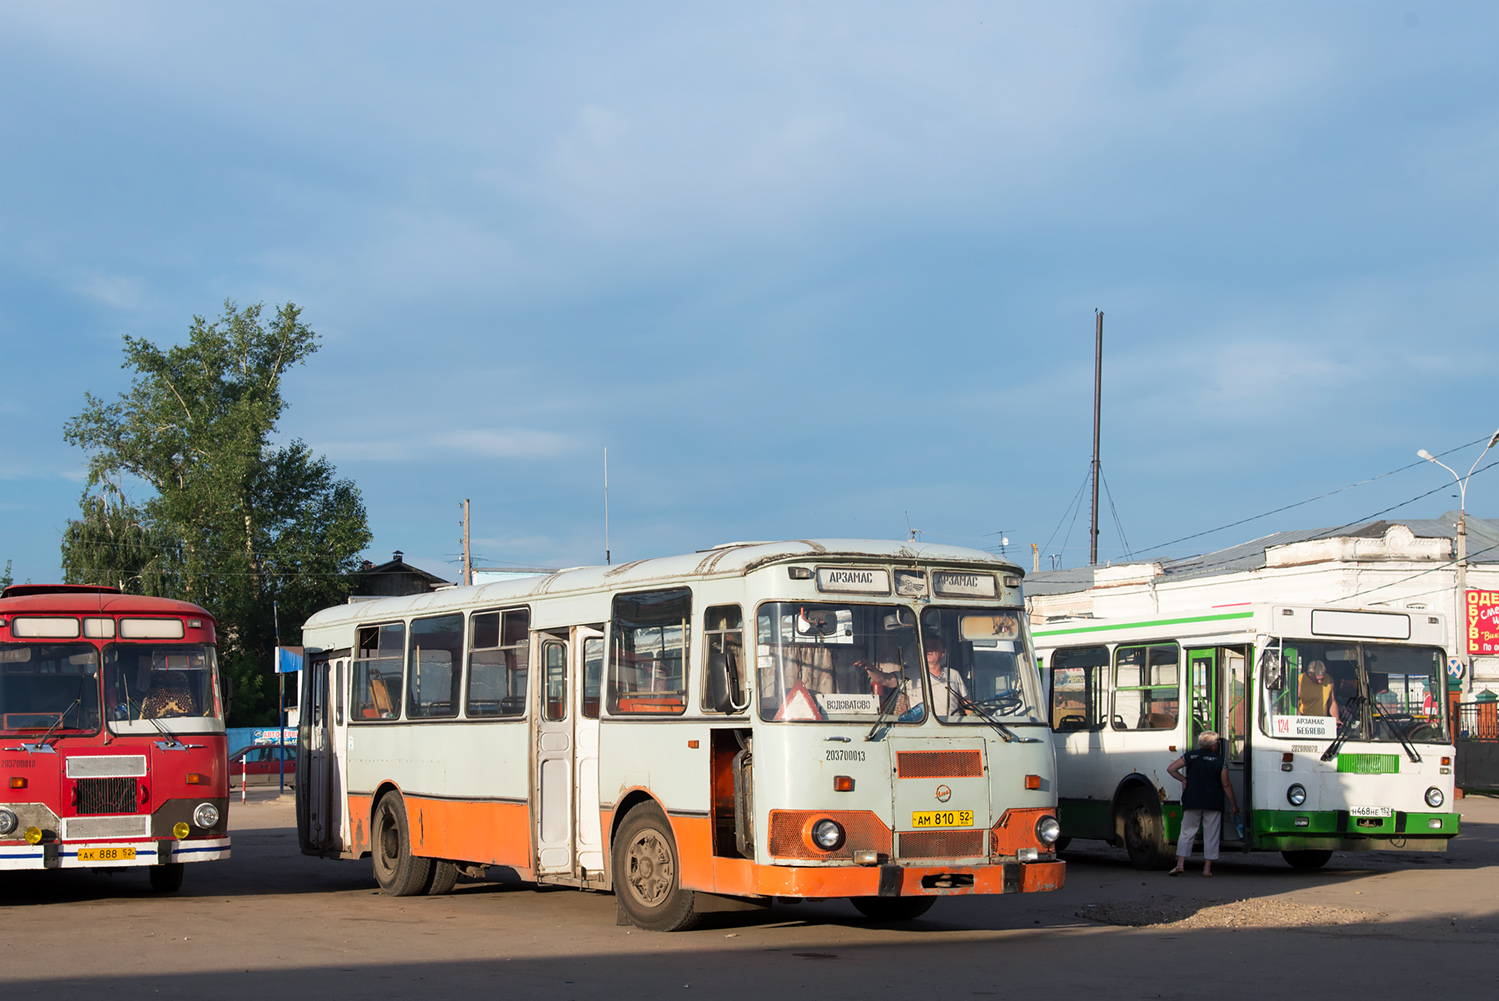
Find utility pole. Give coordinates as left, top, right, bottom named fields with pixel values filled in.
left=461, top=499, right=472, bottom=586
left=1090, top=310, right=1103, bottom=566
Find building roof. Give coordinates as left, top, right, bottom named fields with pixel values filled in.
left=1025, top=512, right=1499, bottom=597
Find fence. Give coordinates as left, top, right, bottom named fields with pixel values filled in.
left=1455, top=700, right=1499, bottom=742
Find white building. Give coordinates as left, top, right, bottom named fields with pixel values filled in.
left=1024, top=512, right=1499, bottom=693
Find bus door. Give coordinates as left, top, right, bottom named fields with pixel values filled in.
left=300, top=650, right=346, bottom=857
left=573, top=627, right=606, bottom=878
left=1188, top=646, right=1249, bottom=846
left=1221, top=647, right=1250, bottom=847
left=534, top=634, right=573, bottom=874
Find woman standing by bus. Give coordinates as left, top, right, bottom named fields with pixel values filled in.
left=1166, top=730, right=1239, bottom=877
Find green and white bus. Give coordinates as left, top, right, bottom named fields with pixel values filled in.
left=1033, top=603, right=1460, bottom=870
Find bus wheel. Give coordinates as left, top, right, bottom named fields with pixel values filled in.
left=613, top=804, right=699, bottom=932
left=1281, top=849, right=1333, bottom=870
left=424, top=860, right=459, bottom=895
left=850, top=897, right=936, bottom=923
left=1120, top=790, right=1170, bottom=870
left=1052, top=837, right=1071, bottom=853
left=372, top=792, right=433, bottom=896
left=148, top=862, right=184, bottom=893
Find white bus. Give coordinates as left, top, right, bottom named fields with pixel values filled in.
left=1033, top=603, right=1460, bottom=870
left=295, top=541, right=1064, bottom=929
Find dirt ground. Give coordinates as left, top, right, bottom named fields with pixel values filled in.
left=3, top=791, right=1495, bottom=999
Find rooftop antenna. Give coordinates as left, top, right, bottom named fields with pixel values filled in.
left=604, top=447, right=611, bottom=565
left=1090, top=309, right=1104, bottom=566
left=905, top=511, right=921, bottom=543
left=984, top=529, right=1010, bottom=556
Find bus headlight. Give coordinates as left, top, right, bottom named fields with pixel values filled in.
left=1287, top=784, right=1307, bottom=806
left=0, top=808, right=16, bottom=837
left=811, top=819, right=845, bottom=851
left=1424, top=787, right=1445, bottom=809
left=193, top=802, right=220, bottom=829
left=1035, top=815, right=1061, bottom=845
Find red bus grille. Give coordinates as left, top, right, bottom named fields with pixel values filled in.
left=76, top=777, right=137, bottom=815
left=895, top=750, right=983, bottom=779
left=898, top=829, right=985, bottom=859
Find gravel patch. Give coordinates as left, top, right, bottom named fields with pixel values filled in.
left=1076, top=896, right=1377, bottom=929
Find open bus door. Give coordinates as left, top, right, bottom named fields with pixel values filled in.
left=1187, top=646, right=1250, bottom=849
left=298, top=649, right=347, bottom=857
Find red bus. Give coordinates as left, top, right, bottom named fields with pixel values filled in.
left=0, top=585, right=231, bottom=890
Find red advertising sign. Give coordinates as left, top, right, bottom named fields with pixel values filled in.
left=1467, top=590, right=1499, bottom=655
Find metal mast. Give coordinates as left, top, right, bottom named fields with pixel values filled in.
left=1090, top=310, right=1103, bottom=565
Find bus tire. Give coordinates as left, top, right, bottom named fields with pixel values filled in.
left=372, top=792, right=433, bottom=896
left=1281, top=849, right=1333, bottom=870
left=613, top=803, right=699, bottom=932
left=424, top=860, right=459, bottom=895
left=850, top=897, right=936, bottom=923
left=1052, top=836, right=1071, bottom=853
left=148, top=862, right=184, bottom=893
left=1120, top=789, right=1170, bottom=870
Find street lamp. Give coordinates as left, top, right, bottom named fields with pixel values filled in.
left=1418, top=429, right=1499, bottom=691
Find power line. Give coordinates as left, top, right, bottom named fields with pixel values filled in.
left=1131, top=434, right=1496, bottom=558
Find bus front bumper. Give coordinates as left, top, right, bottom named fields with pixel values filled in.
left=0, top=836, right=231, bottom=870
left=718, top=858, right=1065, bottom=898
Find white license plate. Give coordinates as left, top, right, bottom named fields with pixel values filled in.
left=1349, top=805, right=1392, bottom=818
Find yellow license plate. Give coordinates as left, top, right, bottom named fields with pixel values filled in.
left=77, top=847, right=136, bottom=862
left=911, top=810, right=974, bottom=829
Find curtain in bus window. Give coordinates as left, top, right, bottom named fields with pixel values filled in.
left=467, top=609, right=530, bottom=718
left=755, top=603, right=924, bottom=723
left=1113, top=644, right=1179, bottom=730
left=353, top=623, right=406, bottom=720
left=406, top=614, right=463, bottom=719
left=609, top=589, right=691, bottom=715
left=1050, top=646, right=1107, bottom=731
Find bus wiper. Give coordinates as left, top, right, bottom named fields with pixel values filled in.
left=35, top=676, right=88, bottom=746
left=1320, top=695, right=1365, bottom=762
left=864, top=650, right=910, bottom=742
left=1369, top=699, right=1422, bottom=763
left=124, top=694, right=180, bottom=745
left=952, top=690, right=1042, bottom=744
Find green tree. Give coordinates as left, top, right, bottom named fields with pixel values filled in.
left=62, top=300, right=371, bottom=724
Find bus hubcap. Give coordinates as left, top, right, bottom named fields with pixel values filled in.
left=627, top=832, right=672, bottom=905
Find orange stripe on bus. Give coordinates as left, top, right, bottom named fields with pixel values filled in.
left=405, top=796, right=532, bottom=869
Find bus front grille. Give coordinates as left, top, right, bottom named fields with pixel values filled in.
left=895, top=750, right=983, bottom=779
left=76, top=777, right=138, bottom=815
left=898, top=829, right=985, bottom=859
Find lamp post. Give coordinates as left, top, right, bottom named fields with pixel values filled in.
left=1419, top=429, right=1499, bottom=692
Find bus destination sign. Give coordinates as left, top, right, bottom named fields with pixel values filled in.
left=932, top=571, right=998, bottom=598
left=815, top=567, right=891, bottom=595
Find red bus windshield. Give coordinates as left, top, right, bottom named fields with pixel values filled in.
left=0, top=642, right=103, bottom=736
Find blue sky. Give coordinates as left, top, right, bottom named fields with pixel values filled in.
left=2, top=1, right=1495, bottom=586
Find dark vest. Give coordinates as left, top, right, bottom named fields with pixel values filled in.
left=1182, top=746, right=1226, bottom=811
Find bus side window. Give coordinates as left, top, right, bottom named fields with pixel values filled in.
left=406, top=613, right=463, bottom=719
left=1114, top=643, right=1179, bottom=730
left=702, top=605, right=746, bottom=714
left=467, top=609, right=530, bottom=718
left=352, top=623, right=405, bottom=721
left=610, top=588, right=691, bottom=715
left=1050, top=646, right=1108, bottom=731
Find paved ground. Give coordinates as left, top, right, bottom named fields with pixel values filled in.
left=3, top=791, right=1495, bottom=999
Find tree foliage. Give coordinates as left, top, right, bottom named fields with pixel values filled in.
left=62, top=301, right=371, bottom=724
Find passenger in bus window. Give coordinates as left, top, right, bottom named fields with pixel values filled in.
left=1297, top=659, right=1338, bottom=717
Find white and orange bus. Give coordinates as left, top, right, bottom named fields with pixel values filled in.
left=0, top=585, right=231, bottom=891
left=296, top=540, right=1064, bottom=929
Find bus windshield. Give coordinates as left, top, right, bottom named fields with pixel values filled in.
left=919, top=607, right=1045, bottom=725
left=757, top=602, right=926, bottom=722
left=103, top=643, right=222, bottom=728
left=1261, top=640, right=1447, bottom=744
left=0, top=643, right=102, bottom=736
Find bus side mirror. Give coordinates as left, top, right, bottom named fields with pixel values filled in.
left=1261, top=653, right=1283, bottom=691
left=221, top=675, right=235, bottom=717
